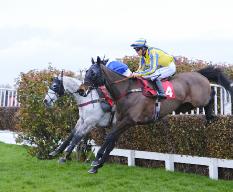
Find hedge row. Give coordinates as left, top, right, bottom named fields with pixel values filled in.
left=0, top=107, right=18, bottom=131
left=91, top=115, right=233, bottom=159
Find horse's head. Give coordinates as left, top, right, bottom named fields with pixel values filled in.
left=43, top=75, right=65, bottom=107
left=78, top=56, right=106, bottom=96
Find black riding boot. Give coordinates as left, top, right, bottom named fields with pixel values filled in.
left=153, top=79, right=167, bottom=100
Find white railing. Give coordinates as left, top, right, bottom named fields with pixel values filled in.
left=93, top=146, right=233, bottom=180
left=0, top=88, right=20, bottom=107
left=211, top=84, right=232, bottom=115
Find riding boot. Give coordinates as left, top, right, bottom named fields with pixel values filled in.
left=153, top=79, right=167, bottom=100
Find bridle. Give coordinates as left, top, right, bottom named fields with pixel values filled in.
left=46, top=71, right=65, bottom=105
left=49, top=77, right=65, bottom=97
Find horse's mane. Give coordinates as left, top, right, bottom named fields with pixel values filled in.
left=59, top=75, right=82, bottom=90
left=58, top=75, right=81, bottom=83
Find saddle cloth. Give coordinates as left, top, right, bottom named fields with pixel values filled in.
left=138, top=78, right=176, bottom=99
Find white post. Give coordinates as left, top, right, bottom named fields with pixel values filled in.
left=214, top=86, right=218, bottom=115
left=165, top=154, right=174, bottom=171
left=209, top=158, right=218, bottom=180
left=223, top=89, right=232, bottom=115
left=128, top=150, right=135, bottom=166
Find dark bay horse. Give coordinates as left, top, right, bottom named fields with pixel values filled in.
left=80, top=57, right=233, bottom=174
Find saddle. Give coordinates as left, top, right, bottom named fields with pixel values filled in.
left=96, top=86, right=113, bottom=112
left=137, top=77, right=175, bottom=99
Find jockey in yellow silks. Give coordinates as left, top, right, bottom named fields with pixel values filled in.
left=131, top=38, right=176, bottom=100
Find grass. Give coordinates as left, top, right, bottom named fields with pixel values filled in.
left=0, top=142, right=233, bottom=192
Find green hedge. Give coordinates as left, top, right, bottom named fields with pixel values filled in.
left=0, top=107, right=18, bottom=131
left=91, top=115, right=233, bottom=159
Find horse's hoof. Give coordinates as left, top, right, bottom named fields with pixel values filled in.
left=91, top=160, right=100, bottom=167
left=49, top=151, right=58, bottom=157
left=88, top=167, right=98, bottom=174
left=58, top=158, right=66, bottom=164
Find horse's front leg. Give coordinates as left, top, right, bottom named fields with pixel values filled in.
left=89, top=123, right=127, bottom=174
left=49, top=119, right=82, bottom=157
left=49, top=128, right=76, bottom=157
left=59, top=118, right=95, bottom=163
left=90, top=137, right=111, bottom=167
left=58, top=131, right=83, bottom=163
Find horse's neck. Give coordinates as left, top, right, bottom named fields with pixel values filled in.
left=76, top=89, right=100, bottom=106
left=62, top=76, right=81, bottom=94
left=63, top=77, right=100, bottom=104
left=101, top=65, right=131, bottom=99
left=104, top=69, right=135, bottom=100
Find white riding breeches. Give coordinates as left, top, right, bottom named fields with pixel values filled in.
left=143, top=62, right=176, bottom=80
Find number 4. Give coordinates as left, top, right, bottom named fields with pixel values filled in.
left=165, top=86, right=173, bottom=97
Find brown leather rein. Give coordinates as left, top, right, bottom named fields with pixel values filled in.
left=110, top=76, right=132, bottom=85
left=108, top=76, right=143, bottom=101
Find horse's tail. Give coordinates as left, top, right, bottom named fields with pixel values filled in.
left=197, top=66, right=233, bottom=95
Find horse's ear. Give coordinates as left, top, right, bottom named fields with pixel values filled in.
left=97, top=56, right=101, bottom=65
left=61, top=70, right=64, bottom=82
left=91, top=57, right=95, bottom=64
left=103, top=59, right=109, bottom=65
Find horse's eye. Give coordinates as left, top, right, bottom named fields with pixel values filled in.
left=91, top=70, right=95, bottom=76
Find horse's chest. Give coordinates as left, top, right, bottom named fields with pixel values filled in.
left=116, top=97, right=154, bottom=123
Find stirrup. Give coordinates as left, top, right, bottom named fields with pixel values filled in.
left=157, top=94, right=167, bottom=100
left=154, top=99, right=161, bottom=119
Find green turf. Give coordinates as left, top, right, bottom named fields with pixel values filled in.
left=0, top=142, right=233, bottom=192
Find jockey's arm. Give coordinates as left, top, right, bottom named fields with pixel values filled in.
left=137, top=52, right=159, bottom=76
left=135, top=57, right=145, bottom=72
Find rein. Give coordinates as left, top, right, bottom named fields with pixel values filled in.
left=78, top=98, right=106, bottom=108
left=110, top=77, right=143, bottom=101
left=110, top=76, right=132, bottom=85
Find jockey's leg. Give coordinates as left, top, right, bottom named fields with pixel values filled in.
left=153, top=78, right=167, bottom=100
left=151, top=62, right=176, bottom=100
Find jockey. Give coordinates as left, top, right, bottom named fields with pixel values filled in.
left=130, top=38, right=176, bottom=100
left=106, top=60, right=132, bottom=77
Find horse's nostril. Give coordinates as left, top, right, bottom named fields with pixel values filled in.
left=43, top=99, right=48, bottom=104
